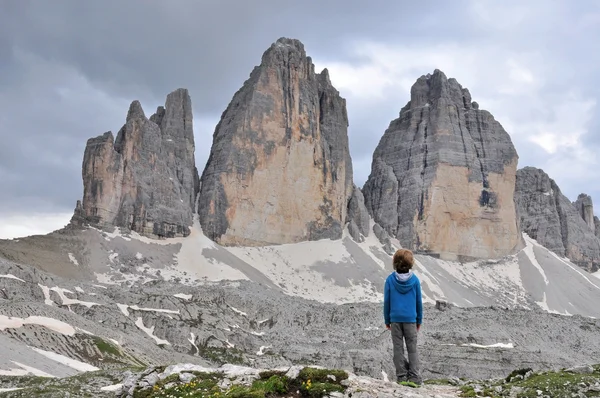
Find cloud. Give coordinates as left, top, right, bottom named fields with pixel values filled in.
left=315, top=34, right=600, bottom=206
left=0, top=49, right=131, bottom=214
left=528, top=95, right=596, bottom=154
left=0, top=213, right=72, bottom=240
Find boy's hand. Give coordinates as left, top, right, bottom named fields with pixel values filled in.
left=385, top=324, right=391, bottom=330
left=417, top=324, right=421, bottom=332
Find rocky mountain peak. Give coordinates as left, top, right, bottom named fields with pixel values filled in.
left=259, top=37, right=312, bottom=74
left=515, top=167, right=600, bottom=271
left=70, top=89, right=199, bottom=238
left=407, top=69, right=474, bottom=111
left=126, top=100, right=146, bottom=120
left=198, top=38, right=353, bottom=246
left=363, top=69, right=523, bottom=261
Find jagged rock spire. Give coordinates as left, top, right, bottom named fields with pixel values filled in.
left=197, top=37, right=353, bottom=246
left=71, top=89, right=198, bottom=238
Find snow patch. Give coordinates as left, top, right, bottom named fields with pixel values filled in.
left=74, top=286, right=85, bottom=293
left=439, top=255, right=527, bottom=306
left=523, top=234, right=549, bottom=285
left=116, top=304, right=130, bottom=317
left=0, top=361, right=55, bottom=377
left=173, top=293, right=192, bottom=300
left=68, top=253, right=79, bottom=266
left=50, top=287, right=99, bottom=308
left=188, top=332, right=199, bottom=354
left=135, top=317, right=170, bottom=345
left=530, top=236, right=600, bottom=292
left=29, top=346, right=100, bottom=372
left=381, top=370, right=389, bottom=382
left=351, top=221, right=390, bottom=269
left=228, top=234, right=382, bottom=304
left=117, top=304, right=179, bottom=315
left=101, top=384, right=123, bottom=392
left=0, top=274, right=25, bottom=282
left=463, top=342, right=514, bottom=349
left=135, top=252, right=143, bottom=260
left=228, top=305, right=247, bottom=317
left=38, top=284, right=54, bottom=306
left=256, top=346, right=270, bottom=356
left=413, top=259, right=443, bottom=305
left=0, top=315, right=76, bottom=335
left=102, top=227, right=131, bottom=241
left=168, top=218, right=248, bottom=283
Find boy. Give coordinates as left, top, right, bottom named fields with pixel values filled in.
left=383, top=248, right=423, bottom=386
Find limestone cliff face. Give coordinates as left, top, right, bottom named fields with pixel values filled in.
left=596, top=216, right=600, bottom=239
left=363, top=70, right=522, bottom=261
left=515, top=167, right=600, bottom=272
left=71, top=89, right=198, bottom=238
left=574, top=194, right=596, bottom=231
left=198, top=38, right=353, bottom=246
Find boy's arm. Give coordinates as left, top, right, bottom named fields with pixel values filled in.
left=383, top=279, right=391, bottom=326
left=416, top=279, right=423, bottom=326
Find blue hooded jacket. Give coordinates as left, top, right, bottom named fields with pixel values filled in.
left=383, top=271, right=423, bottom=325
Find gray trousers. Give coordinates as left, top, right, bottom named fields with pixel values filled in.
left=391, top=323, right=421, bottom=383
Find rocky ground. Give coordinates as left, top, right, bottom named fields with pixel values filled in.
left=0, top=363, right=462, bottom=397
left=2, top=224, right=600, bottom=396
left=1, top=362, right=599, bottom=397
left=2, top=256, right=600, bottom=385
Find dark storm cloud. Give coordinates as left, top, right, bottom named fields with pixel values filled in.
left=0, top=0, right=599, bottom=223
left=0, top=0, right=470, bottom=216
left=1, top=0, right=470, bottom=113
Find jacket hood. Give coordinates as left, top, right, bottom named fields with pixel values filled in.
left=388, top=271, right=417, bottom=294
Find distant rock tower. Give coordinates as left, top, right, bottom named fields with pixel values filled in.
left=515, top=168, right=600, bottom=272
left=70, top=89, right=199, bottom=238
left=574, top=193, right=596, bottom=231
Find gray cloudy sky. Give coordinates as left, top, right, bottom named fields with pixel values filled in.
left=1, top=0, right=599, bottom=238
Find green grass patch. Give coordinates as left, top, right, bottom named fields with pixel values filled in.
left=197, top=346, right=246, bottom=366
left=459, top=364, right=600, bottom=397
left=92, top=336, right=122, bottom=357
left=297, top=367, right=348, bottom=384
left=130, top=367, right=349, bottom=398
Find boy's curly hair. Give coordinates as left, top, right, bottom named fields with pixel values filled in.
left=393, top=249, right=414, bottom=273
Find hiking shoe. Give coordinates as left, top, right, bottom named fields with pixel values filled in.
left=398, top=381, right=421, bottom=388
